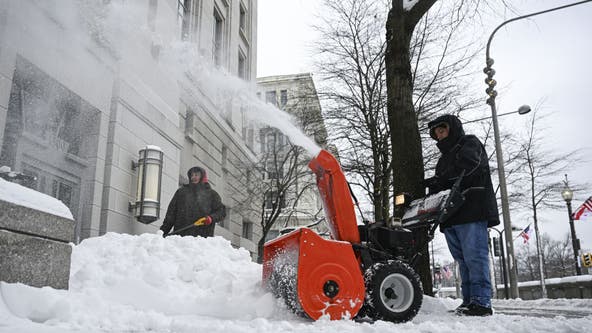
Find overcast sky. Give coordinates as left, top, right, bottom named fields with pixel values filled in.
left=256, top=0, right=592, bottom=261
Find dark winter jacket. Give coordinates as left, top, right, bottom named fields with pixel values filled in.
left=427, top=114, right=499, bottom=230
left=160, top=166, right=226, bottom=237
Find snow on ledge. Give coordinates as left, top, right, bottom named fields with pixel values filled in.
left=0, top=178, right=73, bottom=220
left=518, top=274, right=592, bottom=287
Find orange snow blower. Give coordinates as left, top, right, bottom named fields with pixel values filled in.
left=262, top=150, right=366, bottom=320
left=262, top=149, right=471, bottom=322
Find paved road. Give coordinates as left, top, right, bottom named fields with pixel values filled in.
left=494, top=304, right=592, bottom=319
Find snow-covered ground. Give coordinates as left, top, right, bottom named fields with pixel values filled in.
left=1, top=233, right=591, bottom=333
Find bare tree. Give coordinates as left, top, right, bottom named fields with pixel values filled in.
left=314, top=0, right=392, bottom=222
left=507, top=107, right=583, bottom=288
left=515, top=232, right=576, bottom=281
left=545, top=233, right=576, bottom=277
left=515, top=239, right=537, bottom=281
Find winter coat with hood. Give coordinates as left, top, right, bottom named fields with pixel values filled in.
left=160, top=166, right=226, bottom=237
left=427, top=114, right=499, bottom=230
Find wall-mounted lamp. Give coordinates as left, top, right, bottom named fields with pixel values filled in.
left=130, top=145, right=163, bottom=224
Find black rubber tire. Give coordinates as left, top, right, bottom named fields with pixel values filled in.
left=364, top=260, right=423, bottom=323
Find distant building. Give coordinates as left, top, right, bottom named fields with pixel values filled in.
left=256, top=73, right=329, bottom=240
left=0, top=1, right=261, bottom=256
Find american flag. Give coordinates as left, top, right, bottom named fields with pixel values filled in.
left=519, top=224, right=531, bottom=244
left=573, top=196, right=592, bottom=222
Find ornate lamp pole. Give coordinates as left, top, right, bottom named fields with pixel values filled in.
left=483, top=0, right=592, bottom=299
left=561, top=175, right=582, bottom=276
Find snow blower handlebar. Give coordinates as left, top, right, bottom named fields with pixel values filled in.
left=397, top=169, right=485, bottom=241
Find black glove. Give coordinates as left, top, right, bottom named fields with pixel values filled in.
left=421, top=176, right=439, bottom=188
left=421, top=177, right=443, bottom=194
left=160, top=224, right=172, bottom=237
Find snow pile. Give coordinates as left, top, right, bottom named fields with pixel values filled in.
left=0, top=177, right=73, bottom=220
left=1, top=232, right=592, bottom=332
left=0, top=233, right=276, bottom=331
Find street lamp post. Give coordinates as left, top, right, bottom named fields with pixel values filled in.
left=561, top=175, right=582, bottom=276
left=464, top=105, right=531, bottom=125
left=483, top=0, right=592, bottom=299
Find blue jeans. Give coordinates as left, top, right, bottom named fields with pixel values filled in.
left=444, top=221, right=491, bottom=308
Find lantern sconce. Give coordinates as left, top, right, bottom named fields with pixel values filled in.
left=129, top=145, right=163, bottom=224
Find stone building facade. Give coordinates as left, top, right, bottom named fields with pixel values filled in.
left=0, top=0, right=261, bottom=256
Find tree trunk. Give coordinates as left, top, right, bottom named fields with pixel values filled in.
left=385, top=1, right=433, bottom=295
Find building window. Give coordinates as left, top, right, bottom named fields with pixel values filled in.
left=213, top=7, right=224, bottom=66
left=148, top=0, right=160, bottom=57
left=2, top=58, right=98, bottom=161
left=247, top=127, right=254, bottom=150
left=220, top=207, right=230, bottom=228
left=265, top=132, right=276, bottom=152
left=280, top=90, right=288, bottom=108
left=260, top=128, right=286, bottom=153
left=177, top=0, right=190, bottom=39
left=242, top=220, right=253, bottom=240
left=238, top=50, right=247, bottom=80
left=241, top=106, right=247, bottom=140
left=177, top=0, right=201, bottom=41
left=52, top=179, right=73, bottom=208
left=21, top=167, right=40, bottom=191
left=266, top=160, right=283, bottom=180
left=265, top=91, right=277, bottom=106
left=265, top=191, right=286, bottom=209
left=239, top=2, right=247, bottom=34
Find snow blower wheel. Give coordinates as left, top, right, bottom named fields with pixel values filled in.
left=269, top=263, right=305, bottom=316
left=364, top=260, right=423, bottom=323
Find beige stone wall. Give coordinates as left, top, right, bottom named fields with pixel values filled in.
left=0, top=1, right=261, bottom=257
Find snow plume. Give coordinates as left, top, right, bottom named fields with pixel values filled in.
left=36, top=0, right=321, bottom=157
left=160, top=41, right=322, bottom=157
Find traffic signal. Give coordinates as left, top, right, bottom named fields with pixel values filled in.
left=492, top=237, right=501, bottom=257
left=582, top=253, right=592, bottom=268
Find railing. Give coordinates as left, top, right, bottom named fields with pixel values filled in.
left=438, top=275, right=592, bottom=300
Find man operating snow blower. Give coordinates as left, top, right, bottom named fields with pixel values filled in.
left=425, top=114, right=499, bottom=316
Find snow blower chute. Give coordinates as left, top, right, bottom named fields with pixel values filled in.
left=262, top=149, right=447, bottom=323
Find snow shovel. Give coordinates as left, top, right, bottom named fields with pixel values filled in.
left=165, top=217, right=208, bottom=237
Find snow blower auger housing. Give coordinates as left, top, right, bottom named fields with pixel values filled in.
left=262, top=149, right=425, bottom=323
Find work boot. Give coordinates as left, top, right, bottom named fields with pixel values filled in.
left=448, top=303, right=469, bottom=314
left=458, top=303, right=493, bottom=316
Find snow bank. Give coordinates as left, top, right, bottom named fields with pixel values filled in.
left=0, top=177, right=73, bottom=220
left=0, top=232, right=276, bottom=331
left=1, top=232, right=591, bottom=333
